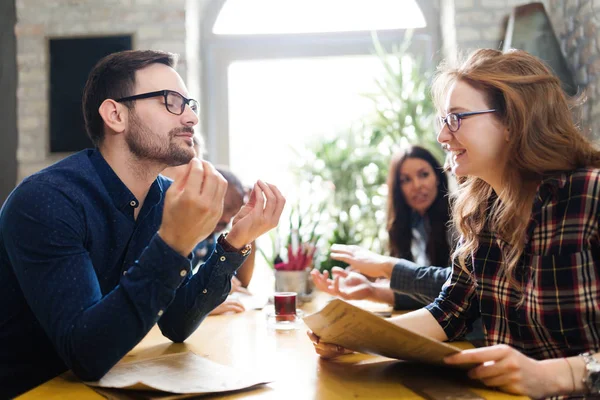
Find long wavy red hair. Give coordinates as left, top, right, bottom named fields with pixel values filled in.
left=431, top=49, right=600, bottom=291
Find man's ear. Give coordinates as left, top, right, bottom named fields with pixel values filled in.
left=98, top=99, right=128, bottom=134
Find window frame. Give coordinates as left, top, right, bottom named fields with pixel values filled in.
left=200, top=0, right=440, bottom=164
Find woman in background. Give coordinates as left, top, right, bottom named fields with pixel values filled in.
left=312, top=145, right=454, bottom=310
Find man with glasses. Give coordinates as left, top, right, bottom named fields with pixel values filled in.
left=0, top=50, right=286, bottom=398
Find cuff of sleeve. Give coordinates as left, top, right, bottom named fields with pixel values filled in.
left=135, top=233, right=193, bottom=290
left=209, top=242, right=250, bottom=277
left=390, top=260, right=420, bottom=293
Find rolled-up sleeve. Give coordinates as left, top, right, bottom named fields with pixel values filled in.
left=425, top=258, right=479, bottom=341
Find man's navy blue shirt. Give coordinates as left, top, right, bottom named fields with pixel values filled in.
left=0, top=149, right=247, bottom=398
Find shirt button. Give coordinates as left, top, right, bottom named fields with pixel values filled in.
left=157, top=310, right=164, bottom=316
left=180, top=270, right=187, bottom=277
left=129, top=200, right=137, bottom=207
left=219, top=256, right=226, bottom=262
left=202, top=289, right=208, bottom=294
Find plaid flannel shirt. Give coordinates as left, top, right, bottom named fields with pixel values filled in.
left=426, top=168, right=600, bottom=362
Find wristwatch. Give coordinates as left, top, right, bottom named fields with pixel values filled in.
left=582, top=352, right=600, bottom=394
left=217, top=233, right=252, bottom=256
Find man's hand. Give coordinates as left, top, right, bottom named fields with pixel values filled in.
left=227, top=180, right=285, bottom=249
left=159, top=159, right=227, bottom=256
left=310, top=267, right=376, bottom=301
left=329, top=244, right=396, bottom=278
left=209, top=298, right=245, bottom=315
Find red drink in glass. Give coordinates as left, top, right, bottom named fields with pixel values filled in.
left=274, top=292, right=296, bottom=321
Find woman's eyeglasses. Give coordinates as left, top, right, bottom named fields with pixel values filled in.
left=438, top=109, right=496, bottom=132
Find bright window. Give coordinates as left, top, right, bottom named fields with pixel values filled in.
left=202, top=0, right=434, bottom=280
left=228, top=56, right=388, bottom=201
left=213, top=0, right=426, bottom=34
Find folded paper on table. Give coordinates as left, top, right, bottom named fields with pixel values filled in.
left=85, top=351, right=271, bottom=395
left=230, top=291, right=269, bottom=310
left=303, top=299, right=475, bottom=369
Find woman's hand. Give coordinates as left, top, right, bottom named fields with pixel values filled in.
left=229, top=276, right=251, bottom=295
left=209, top=298, right=245, bottom=315
left=310, top=267, right=376, bottom=301
left=329, top=244, right=396, bottom=278
left=307, top=330, right=353, bottom=359
left=444, top=344, right=575, bottom=398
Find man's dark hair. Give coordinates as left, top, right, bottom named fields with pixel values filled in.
left=82, top=50, right=178, bottom=146
left=216, top=166, right=245, bottom=199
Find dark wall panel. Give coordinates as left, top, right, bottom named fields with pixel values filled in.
left=0, top=0, right=17, bottom=204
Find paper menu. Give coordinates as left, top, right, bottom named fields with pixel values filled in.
left=303, top=299, right=475, bottom=369
left=85, top=351, right=271, bottom=395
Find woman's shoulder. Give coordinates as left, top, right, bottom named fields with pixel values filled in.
left=566, top=168, right=600, bottom=189
left=542, top=168, right=600, bottom=189
left=550, top=168, right=600, bottom=205
left=571, top=167, right=600, bottom=178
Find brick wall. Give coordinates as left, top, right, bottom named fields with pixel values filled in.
left=12, top=0, right=600, bottom=181
left=15, top=0, right=192, bottom=180
left=450, top=0, right=600, bottom=139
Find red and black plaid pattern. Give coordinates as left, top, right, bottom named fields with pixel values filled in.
left=427, top=168, right=600, bottom=360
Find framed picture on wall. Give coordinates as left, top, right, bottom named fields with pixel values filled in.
left=503, top=2, right=578, bottom=96
left=49, top=35, right=132, bottom=153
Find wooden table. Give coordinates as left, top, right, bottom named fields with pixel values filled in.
left=18, top=294, right=527, bottom=399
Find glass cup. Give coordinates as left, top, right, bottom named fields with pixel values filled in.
left=274, top=292, right=296, bottom=322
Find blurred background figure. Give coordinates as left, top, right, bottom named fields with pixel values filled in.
left=312, top=146, right=454, bottom=310
left=162, top=135, right=257, bottom=315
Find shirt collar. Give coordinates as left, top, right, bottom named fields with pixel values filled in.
left=536, top=172, right=567, bottom=201
left=88, top=149, right=164, bottom=215
left=411, top=210, right=424, bottom=228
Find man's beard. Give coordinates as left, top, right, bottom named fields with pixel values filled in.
left=125, top=110, right=195, bottom=167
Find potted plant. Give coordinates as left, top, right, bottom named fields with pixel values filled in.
left=294, top=32, right=439, bottom=273
left=258, top=202, right=325, bottom=298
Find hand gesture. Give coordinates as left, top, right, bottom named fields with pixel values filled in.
left=307, top=330, right=353, bottom=359
left=159, top=159, right=227, bottom=256
left=310, top=267, right=375, bottom=301
left=329, top=244, right=395, bottom=278
left=444, top=344, right=568, bottom=398
left=227, top=180, right=285, bottom=249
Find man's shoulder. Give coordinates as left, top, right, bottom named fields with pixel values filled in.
left=5, top=150, right=95, bottom=209
left=21, top=150, right=95, bottom=187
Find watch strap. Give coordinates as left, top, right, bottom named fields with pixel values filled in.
left=581, top=352, right=600, bottom=394
left=217, top=233, right=252, bottom=255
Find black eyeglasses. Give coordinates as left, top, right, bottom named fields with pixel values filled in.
left=116, top=90, right=199, bottom=116
left=438, top=109, right=496, bottom=132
